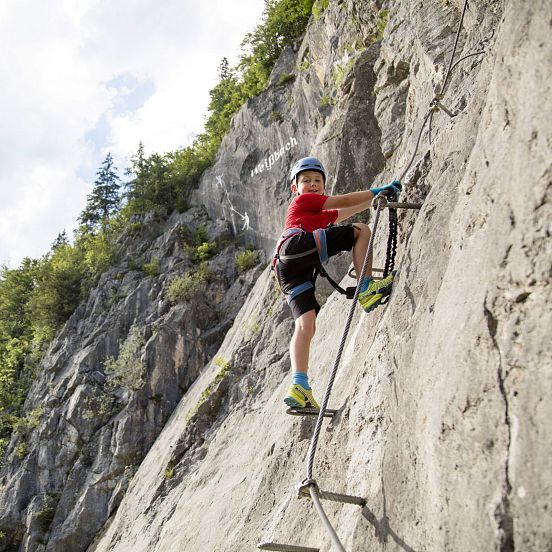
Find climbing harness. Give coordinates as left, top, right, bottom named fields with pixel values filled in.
left=260, top=1, right=486, bottom=549
left=273, top=227, right=357, bottom=303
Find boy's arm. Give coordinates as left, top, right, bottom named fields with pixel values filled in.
left=322, top=190, right=374, bottom=209
left=334, top=200, right=373, bottom=223
left=323, top=181, right=402, bottom=217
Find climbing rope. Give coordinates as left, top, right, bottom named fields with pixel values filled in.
left=258, top=544, right=320, bottom=552
left=399, top=110, right=432, bottom=183
left=408, top=1, right=488, bottom=161
left=309, top=485, right=347, bottom=552
left=439, top=0, right=470, bottom=98
left=294, top=196, right=386, bottom=552
left=305, top=196, right=386, bottom=482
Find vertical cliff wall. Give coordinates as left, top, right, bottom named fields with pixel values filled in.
left=1, top=0, right=550, bottom=550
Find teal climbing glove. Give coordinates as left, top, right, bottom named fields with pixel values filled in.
left=370, top=180, right=402, bottom=199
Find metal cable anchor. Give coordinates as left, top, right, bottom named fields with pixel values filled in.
left=372, top=192, right=389, bottom=210
left=430, top=94, right=456, bottom=118
left=297, top=478, right=317, bottom=499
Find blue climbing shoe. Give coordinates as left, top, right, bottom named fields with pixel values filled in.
left=358, top=272, right=395, bottom=313
left=284, top=384, right=320, bottom=409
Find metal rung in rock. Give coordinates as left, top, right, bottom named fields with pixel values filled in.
left=297, top=481, right=366, bottom=507
left=387, top=201, right=423, bottom=210
left=373, top=195, right=423, bottom=211
left=258, top=543, right=320, bottom=552
left=317, top=489, right=366, bottom=507
left=431, top=99, right=456, bottom=117
left=286, top=407, right=337, bottom=418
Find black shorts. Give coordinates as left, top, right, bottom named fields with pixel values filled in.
left=275, top=225, right=355, bottom=320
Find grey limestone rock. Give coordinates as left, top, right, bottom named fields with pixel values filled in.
left=2, top=0, right=551, bottom=551
left=90, top=0, right=550, bottom=550
left=0, top=208, right=261, bottom=551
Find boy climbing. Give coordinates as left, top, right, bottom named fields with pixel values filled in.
left=273, top=157, right=401, bottom=410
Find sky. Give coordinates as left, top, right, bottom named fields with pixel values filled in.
left=0, top=0, right=265, bottom=269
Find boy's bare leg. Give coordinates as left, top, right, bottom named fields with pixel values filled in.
left=353, top=223, right=372, bottom=279
left=290, top=309, right=316, bottom=374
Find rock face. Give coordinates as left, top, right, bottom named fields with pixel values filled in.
left=0, top=207, right=262, bottom=551
left=2, top=0, right=551, bottom=550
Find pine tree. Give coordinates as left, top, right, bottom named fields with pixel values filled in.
left=51, top=230, right=69, bottom=251
left=80, top=153, right=121, bottom=232
left=125, top=142, right=149, bottom=212
left=205, top=59, right=245, bottom=146
left=218, top=57, right=231, bottom=80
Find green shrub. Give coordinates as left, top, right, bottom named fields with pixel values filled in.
left=15, top=441, right=28, bottom=459
left=182, top=224, right=217, bottom=264
left=194, top=225, right=208, bottom=244
left=0, top=261, right=42, bottom=459
left=82, top=326, right=145, bottom=420
left=236, top=250, right=258, bottom=273
left=128, top=257, right=143, bottom=272
left=239, top=0, right=315, bottom=97
left=106, top=291, right=126, bottom=308
left=0, top=438, right=6, bottom=460
left=214, top=356, right=230, bottom=371
left=246, top=315, right=261, bottom=335
left=29, top=246, right=85, bottom=342
left=278, top=73, right=295, bottom=85
left=332, top=57, right=356, bottom=89
left=13, top=407, right=43, bottom=436
left=143, top=257, right=160, bottom=277
left=319, top=95, right=331, bottom=107
left=79, top=231, right=116, bottom=279
left=166, top=264, right=211, bottom=304
left=82, top=392, right=114, bottom=421
left=193, top=242, right=216, bottom=263
left=312, top=0, right=330, bottom=19
left=0, top=525, right=24, bottom=550
left=128, top=222, right=143, bottom=235
left=213, top=362, right=230, bottom=384
left=297, top=58, right=310, bottom=71
left=269, top=111, right=284, bottom=124
left=374, top=9, right=389, bottom=42
left=35, top=494, right=60, bottom=533
left=164, top=465, right=175, bottom=480
left=184, top=360, right=230, bottom=423
left=104, top=325, right=145, bottom=391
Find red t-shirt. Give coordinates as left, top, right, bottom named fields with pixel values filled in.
left=284, top=193, right=338, bottom=232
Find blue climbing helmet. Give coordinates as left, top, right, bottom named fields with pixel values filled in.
left=289, top=156, right=326, bottom=184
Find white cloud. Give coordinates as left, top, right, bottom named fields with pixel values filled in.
left=0, top=0, right=264, bottom=268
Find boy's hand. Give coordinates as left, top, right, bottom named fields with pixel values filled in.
left=389, top=179, right=402, bottom=192
left=382, top=180, right=401, bottom=196
left=371, top=180, right=401, bottom=199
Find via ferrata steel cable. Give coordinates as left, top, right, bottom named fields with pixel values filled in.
left=305, top=195, right=386, bottom=480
